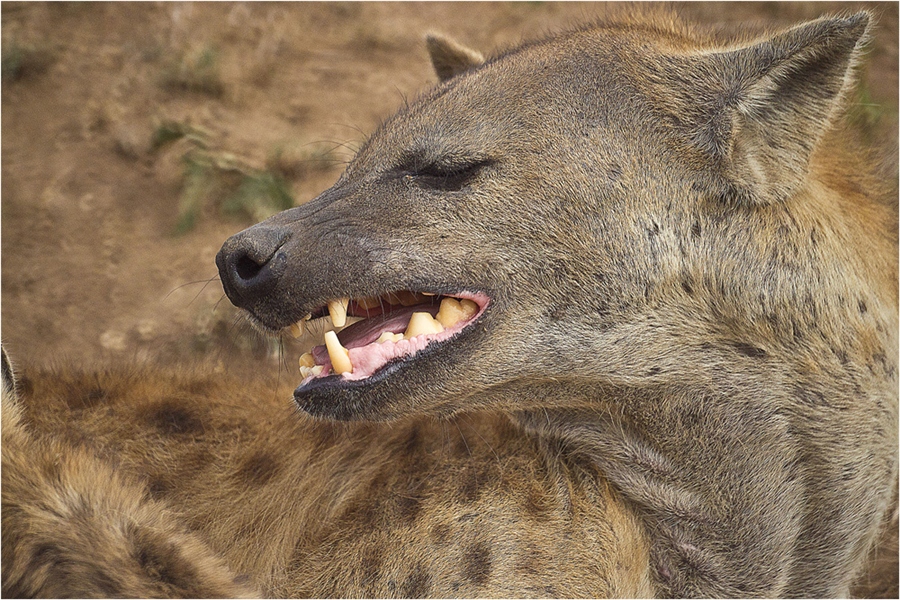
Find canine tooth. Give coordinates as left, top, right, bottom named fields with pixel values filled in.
left=328, top=298, right=349, bottom=328
left=405, top=312, right=444, bottom=338
left=324, top=331, right=352, bottom=374
left=422, top=292, right=436, bottom=296
left=299, top=352, right=316, bottom=368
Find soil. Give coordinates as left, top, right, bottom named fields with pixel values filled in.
left=1, top=2, right=897, bottom=596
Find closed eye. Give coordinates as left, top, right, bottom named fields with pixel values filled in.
left=401, top=159, right=494, bottom=192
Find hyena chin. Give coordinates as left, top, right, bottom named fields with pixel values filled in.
left=4, top=9, right=897, bottom=599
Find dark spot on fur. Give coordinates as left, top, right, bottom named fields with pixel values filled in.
left=400, top=562, right=432, bottom=597
left=463, top=542, right=492, bottom=586
left=430, top=523, right=451, bottom=544
left=65, top=386, right=110, bottom=410
left=607, top=162, right=623, bottom=182
left=234, top=451, right=281, bottom=486
left=396, top=493, right=423, bottom=523
left=857, top=299, right=868, bottom=314
left=517, top=547, right=544, bottom=575
left=460, top=466, right=483, bottom=503
left=147, top=477, right=173, bottom=498
left=145, top=400, right=204, bottom=436
left=731, top=342, right=767, bottom=359
left=133, top=531, right=202, bottom=594
left=647, top=221, right=660, bottom=237
left=794, top=386, right=828, bottom=407
left=548, top=306, right=567, bottom=322
left=681, top=278, right=694, bottom=296
left=401, top=425, right=423, bottom=455
left=15, top=374, right=33, bottom=397
left=647, top=366, right=662, bottom=376
left=359, top=549, right=382, bottom=588
left=833, top=347, right=849, bottom=365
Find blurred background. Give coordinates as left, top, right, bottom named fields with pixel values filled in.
left=2, top=1, right=897, bottom=369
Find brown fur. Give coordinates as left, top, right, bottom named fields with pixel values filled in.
left=3, top=9, right=898, bottom=598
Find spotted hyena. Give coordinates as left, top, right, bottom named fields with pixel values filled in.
left=2, top=9, right=897, bottom=598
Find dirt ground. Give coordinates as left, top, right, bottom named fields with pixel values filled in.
left=1, top=1, right=897, bottom=595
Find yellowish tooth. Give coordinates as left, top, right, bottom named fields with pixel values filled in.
left=459, top=299, right=478, bottom=318
left=376, top=332, right=404, bottom=343
left=436, top=298, right=463, bottom=328
left=405, top=312, right=444, bottom=338
left=290, top=321, right=305, bottom=338
left=301, top=365, right=325, bottom=379
left=328, top=298, right=349, bottom=328
left=436, top=297, right=479, bottom=328
left=299, top=352, right=316, bottom=368
left=324, top=331, right=352, bottom=374
left=422, top=292, right=436, bottom=296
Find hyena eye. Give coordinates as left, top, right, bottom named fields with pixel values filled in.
left=403, top=159, right=493, bottom=192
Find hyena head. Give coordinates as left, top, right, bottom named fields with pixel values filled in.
left=218, top=12, right=895, bottom=421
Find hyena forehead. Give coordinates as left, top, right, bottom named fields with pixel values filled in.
left=356, top=13, right=871, bottom=207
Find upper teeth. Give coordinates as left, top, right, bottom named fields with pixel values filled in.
left=328, top=298, right=349, bottom=328
left=436, top=297, right=477, bottom=328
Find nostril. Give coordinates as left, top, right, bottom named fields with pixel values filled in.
left=234, top=253, right=265, bottom=282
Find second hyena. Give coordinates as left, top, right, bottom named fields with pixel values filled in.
left=4, top=9, right=898, bottom=598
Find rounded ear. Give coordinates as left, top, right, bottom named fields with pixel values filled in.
left=667, top=12, right=871, bottom=205
left=425, top=33, right=485, bottom=82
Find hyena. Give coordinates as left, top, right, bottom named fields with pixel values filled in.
left=3, top=9, right=897, bottom=598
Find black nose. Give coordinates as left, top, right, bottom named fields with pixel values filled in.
left=216, top=225, right=291, bottom=308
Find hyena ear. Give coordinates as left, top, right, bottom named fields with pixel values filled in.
left=683, top=12, right=871, bottom=205
left=426, top=33, right=485, bottom=82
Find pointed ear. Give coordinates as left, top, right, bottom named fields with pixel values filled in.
left=679, top=13, right=871, bottom=205
left=426, top=33, right=485, bottom=82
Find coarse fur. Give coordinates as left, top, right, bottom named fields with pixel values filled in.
left=2, top=9, right=897, bottom=598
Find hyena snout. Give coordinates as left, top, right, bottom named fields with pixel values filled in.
left=216, top=224, right=291, bottom=310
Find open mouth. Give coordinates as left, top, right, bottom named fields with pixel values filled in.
left=286, top=291, right=490, bottom=388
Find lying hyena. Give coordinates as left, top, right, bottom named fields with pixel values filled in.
left=3, top=10, right=897, bottom=598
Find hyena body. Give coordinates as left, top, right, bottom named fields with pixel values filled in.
left=3, top=10, right=897, bottom=598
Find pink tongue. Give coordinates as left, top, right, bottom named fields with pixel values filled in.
left=310, top=304, right=439, bottom=364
